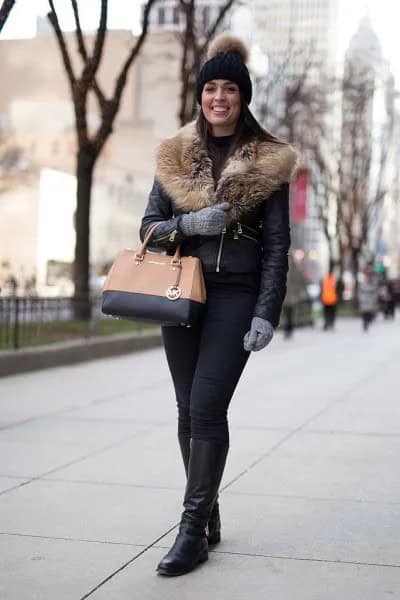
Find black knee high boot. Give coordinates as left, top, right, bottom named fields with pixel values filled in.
left=178, top=435, right=222, bottom=546
left=157, top=439, right=228, bottom=576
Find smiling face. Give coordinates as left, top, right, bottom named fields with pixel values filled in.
left=201, top=79, right=241, bottom=136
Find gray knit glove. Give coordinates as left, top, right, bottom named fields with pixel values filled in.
left=243, top=317, right=274, bottom=352
left=179, top=202, right=230, bottom=236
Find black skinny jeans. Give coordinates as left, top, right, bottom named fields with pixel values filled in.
left=162, top=273, right=259, bottom=445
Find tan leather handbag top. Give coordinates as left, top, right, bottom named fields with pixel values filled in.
left=103, top=223, right=206, bottom=304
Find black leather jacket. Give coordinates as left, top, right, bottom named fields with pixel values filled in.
left=140, top=179, right=290, bottom=328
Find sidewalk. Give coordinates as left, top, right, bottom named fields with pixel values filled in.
left=0, top=317, right=399, bottom=599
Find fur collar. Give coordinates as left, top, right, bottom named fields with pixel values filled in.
left=155, top=121, right=298, bottom=222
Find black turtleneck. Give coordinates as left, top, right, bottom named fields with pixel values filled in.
left=207, top=134, right=234, bottom=185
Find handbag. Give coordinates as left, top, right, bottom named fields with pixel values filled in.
left=101, top=223, right=206, bottom=326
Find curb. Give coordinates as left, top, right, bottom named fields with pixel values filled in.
left=0, top=330, right=163, bottom=378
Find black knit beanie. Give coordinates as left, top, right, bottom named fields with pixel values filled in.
left=196, top=34, right=252, bottom=105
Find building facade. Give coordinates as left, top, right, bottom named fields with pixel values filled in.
left=252, top=0, right=339, bottom=71
left=340, top=17, right=395, bottom=274
left=146, top=0, right=230, bottom=32
left=251, top=0, right=340, bottom=281
left=0, top=30, right=182, bottom=294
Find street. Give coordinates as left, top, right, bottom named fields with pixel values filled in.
left=0, top=317, right=399, bottom=599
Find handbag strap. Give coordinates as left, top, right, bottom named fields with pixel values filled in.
left=136, top=222, right=182, bottom=263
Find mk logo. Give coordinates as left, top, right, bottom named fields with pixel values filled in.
left=166, top=286, right=182, bottom=301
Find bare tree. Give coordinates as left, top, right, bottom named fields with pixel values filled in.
left=177, top=0, right=237, bottom=126
left=256, top=40, right=320, bottom=139
left=0, top=0, right=15, bottom=33
left=47, top=0, right=157, bottom=314
left=338, top=62, right=393, bottom=283
left=310, top=134, right=340, bottom=268
left=367, top=75, right=396, bottom=249
left=256, top=43, right=338, bottom=276
left=307, top=68, right=394, bottom=283
left=300, top=72, right=343, bottom=270
left=257, top=40, right=394, bottom=285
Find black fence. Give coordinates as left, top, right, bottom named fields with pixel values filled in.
left=0, top=295, right=313, bottom=351
left=0, top=296, right=145, bottom=350
left=291, top=299, right=314, bottom=327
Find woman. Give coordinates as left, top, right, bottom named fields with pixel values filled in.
left=140, top=34, right=297, bottom=576
left=358, top=264, right=379, bottom=331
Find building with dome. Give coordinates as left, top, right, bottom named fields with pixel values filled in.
left=345, top=15, right=384, bottom=67
left=339, top=16, right=394, bottom=272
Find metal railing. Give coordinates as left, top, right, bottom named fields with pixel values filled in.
left=0, top=295, right=139, bottom=350
left=292, top=298, right=314, bottom=327
left=0, top=295, right=314, bottom=351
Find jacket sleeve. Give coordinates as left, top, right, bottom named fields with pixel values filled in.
left=139, top=179, right=186, bottom=251
left=253, top=183, right=291, bottom=328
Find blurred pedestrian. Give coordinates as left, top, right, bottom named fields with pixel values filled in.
left=139, top=34, right=297, bottom=576
left=24, top=275, right=37, bottom=297
left=321, top=264, right=338, bottom=330
left=379, top=281, right=395, bottom=319
left=6, top=274, right=18, bottom=297
left=358, top=264, right=379, bottom=331
left=283, top=256, right=308, bottom=338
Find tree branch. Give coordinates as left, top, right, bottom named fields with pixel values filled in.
left=88, top=0, right=108, bottom=76
left=202, top=0, right=236, bottom=49
left=0, top=0, right=15, bottom=33
left=70, top=0, right=107, bottom=112
left=93, top=0, right=157, bottom=152
left=70, top=0, right=87, bottom=59
left=47, top=1, right=92, bottom=145
left=112, top=0, right=156, bottom=102
left=177, top=0, right=237, bottom=125
left=47, top=0, right=76, bottom=88
left=178, top=0, right=196, bottom=125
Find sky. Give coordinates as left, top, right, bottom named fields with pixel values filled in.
left=2, top=0, right=400, bottom=84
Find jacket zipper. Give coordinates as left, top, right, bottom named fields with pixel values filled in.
left=216, top=228, right=226, bottom=272
left=234, top=222, right=258, bottom=243
left=151, top=228, right=177, bottom=243
left=233, top=222, right=242, bottom=240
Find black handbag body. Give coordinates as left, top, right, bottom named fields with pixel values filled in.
left=101, top=224, right=207, bottom=326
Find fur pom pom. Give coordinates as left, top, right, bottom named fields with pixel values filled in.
left=207, top=33, right=249, bottom=64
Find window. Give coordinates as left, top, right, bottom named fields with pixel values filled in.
left=202, top=6, right=210, bottom=29
left=158, top=6, right=165, bottom=26
left=172, top=5, right=180, bottom=25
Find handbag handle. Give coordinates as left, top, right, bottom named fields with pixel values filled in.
left=136, top=222, right=182, bottom=264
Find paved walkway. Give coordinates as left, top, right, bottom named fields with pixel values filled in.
left=0, top=317, right=400, bottom=599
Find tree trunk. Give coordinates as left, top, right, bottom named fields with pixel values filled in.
left=338, top=255, right=344, bottom=286
left=327, top=238, right=334, bottom=270
left=74, top=150, right=95, bottom=319
left=351, top=246, right=360, bottom=307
